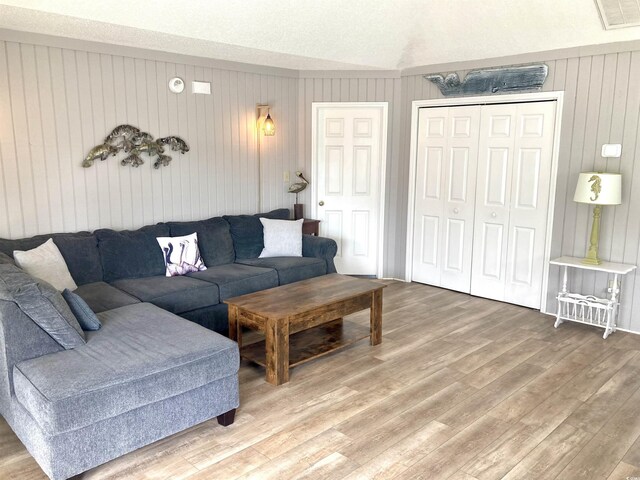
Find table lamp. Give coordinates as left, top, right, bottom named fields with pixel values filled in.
left=573, top=172, right=621, bottom=265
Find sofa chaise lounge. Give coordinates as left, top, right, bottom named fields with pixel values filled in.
left=0, top=208, right=338, bottom=479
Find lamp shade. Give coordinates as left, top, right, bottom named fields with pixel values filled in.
left=573, top=172, right=621, bottom=205
left=263, top=113, right=275, bottom=136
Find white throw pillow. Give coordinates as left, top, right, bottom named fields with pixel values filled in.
left=13, top=238, right=78, bottom=291
left=156, top=232, right=207, bottom=277
left=259, top=218, right=303, bottom=258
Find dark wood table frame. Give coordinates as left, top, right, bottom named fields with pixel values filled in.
left=225, top=274, right=384, bottom=386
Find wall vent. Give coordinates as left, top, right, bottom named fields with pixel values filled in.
left=595, top=0, right=640, bottom=29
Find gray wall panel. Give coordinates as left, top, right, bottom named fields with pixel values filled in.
left=3, top=30, right=640, bottom=333
left=400, top=48, right=640, bottom=332
left=0, top=38, right=298, bottom=240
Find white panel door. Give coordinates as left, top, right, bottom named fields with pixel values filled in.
left=315, top=104, right=386, bottom=275
left=412, top=106, right=481, bottom=292
left=471, top=101, right=556, bottom=308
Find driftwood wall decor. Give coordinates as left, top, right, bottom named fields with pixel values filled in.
left=82, top=125, right=189, bottom=169
left=424, top=64, right=548, bottom=97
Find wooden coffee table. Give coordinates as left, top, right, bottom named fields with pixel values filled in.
left=224, top=274, right=385, bottom=385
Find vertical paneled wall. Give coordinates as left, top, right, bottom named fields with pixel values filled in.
left=0, top=36, right=298, bottom=239
left=3, top=31, right=640, bottom=332
left=296, top=74, right=402, bottom=278
left=399, top=48, right=640, bottom=332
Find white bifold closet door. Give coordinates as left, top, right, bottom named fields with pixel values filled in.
left=411, top=101, right=556, bottom=309
left=470, top=101, right=556, bottom=308
left=411, top=106, right=481, bottom=292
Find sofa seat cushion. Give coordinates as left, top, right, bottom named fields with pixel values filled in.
left=73, top=282, right=141, bottom=313
left=236, top=257, right=327, bottom=285
left=13, top=302, right=239, bottom=435
left=188, top=263, right=278, bottom=300
left=111, top=276, right=219, bottom=314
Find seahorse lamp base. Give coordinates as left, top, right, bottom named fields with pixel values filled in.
left=582, top=204, right=602, bottom=265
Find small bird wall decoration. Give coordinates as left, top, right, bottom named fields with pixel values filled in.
left=288, top=171, right=309, bottom=204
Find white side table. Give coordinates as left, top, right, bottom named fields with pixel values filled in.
left=550, top=256, right=637, bottom=339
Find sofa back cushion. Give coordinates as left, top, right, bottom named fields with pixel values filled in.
left=96, top=224, right=170, bottom=282
left=0, top=264, right=85, bottom=349
left=223, top=209, right=290, bottom=259
left=0, top=252, right=14, bottom=265
left=0, top=232, right=102, bottom=285
left=167, top=217, right=235, bottom=266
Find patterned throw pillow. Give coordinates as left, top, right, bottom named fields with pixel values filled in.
left=156, top=232, right=207, bottom=277
left=259, top=218, right=303, bottom=258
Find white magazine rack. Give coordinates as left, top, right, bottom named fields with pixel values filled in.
left=550, top=256, right=636, bottom=339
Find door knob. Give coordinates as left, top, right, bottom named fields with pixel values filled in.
left=491, top=212, right=497, bottom=218
left=319, top=200, right=324, bottom=206
left=453, top=208, right=459, bottom=214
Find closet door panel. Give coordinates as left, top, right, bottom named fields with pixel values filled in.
left=504, top=102, right=556, bottom=308
left=440, top=106, right=480, bottom=292
left=412, top=106, right=480, bottom=292
left=411, top=108, right=448, bottom=285
left=471, top=104, right=517, bottom=302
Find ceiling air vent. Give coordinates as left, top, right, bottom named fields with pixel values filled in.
left=595, top=0, right=640, bottom=29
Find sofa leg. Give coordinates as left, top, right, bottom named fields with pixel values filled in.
left=217, top=408, right=236, bottom=427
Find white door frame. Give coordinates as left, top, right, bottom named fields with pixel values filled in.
left=312, top=102, right=388, bottom=278
left=404, top=91, right=564, bottom=313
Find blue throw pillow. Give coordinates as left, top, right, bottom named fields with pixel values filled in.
left=62, top=289, right=101, bottom=331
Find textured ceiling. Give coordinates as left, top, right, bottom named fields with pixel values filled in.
left=0, top=0, right=639, bottom=70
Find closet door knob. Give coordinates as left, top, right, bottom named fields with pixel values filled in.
left=453, top=208, right=459, bottom=214
left=491, top=212, right=497, bottom=218
left=318, top=200, right=324, bottom=206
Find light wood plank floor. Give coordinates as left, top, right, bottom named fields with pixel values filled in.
left=3, top=280, right=640, bottom=479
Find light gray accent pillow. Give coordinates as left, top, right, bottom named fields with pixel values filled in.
left=0, top=264, right=85, bottom=349
left=259, top=218, right=303, bottom=258
left=13, top=238, right=77, bottom=291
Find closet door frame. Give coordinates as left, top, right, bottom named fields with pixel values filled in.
left=405, top=91, right=564, bottom=314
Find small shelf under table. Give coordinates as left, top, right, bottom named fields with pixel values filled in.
left=240, top=320, right=369, bottom=368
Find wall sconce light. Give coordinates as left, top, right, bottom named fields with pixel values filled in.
left=257, top=105, right=276, bottom=136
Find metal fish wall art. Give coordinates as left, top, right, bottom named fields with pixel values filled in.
left=82, top=143, right=119, bottom=168
left=83, top=125, right=189, bottom=169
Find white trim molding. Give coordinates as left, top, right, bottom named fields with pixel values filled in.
left=404, top=91, right=565, bottom=313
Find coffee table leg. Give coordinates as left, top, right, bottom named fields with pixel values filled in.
left=265, top=318, right=290, bottom=386
left=370, top=289, right=382, bottom=345
left=228, top=305, right=242, bottom=348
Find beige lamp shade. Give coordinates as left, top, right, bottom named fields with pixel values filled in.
left=573, top=172, right=621, bottom=205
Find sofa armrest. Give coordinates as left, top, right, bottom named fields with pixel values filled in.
left=302, top=235, right=338, bottom=274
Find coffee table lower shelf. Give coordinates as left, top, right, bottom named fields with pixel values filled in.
left=240, top=320, right=369, bottom=369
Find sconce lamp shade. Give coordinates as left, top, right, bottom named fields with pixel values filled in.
left=263, top=113, right=276, bottom=136
left=573, top=172, right=621, bottom=205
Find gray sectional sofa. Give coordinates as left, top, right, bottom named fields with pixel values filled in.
left=0, top=208, right=338, bottom=479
